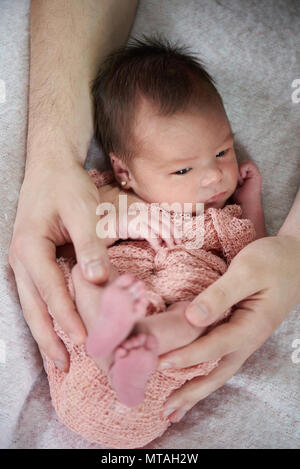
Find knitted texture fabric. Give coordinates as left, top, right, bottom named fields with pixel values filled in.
left=44, top=169, right=256, bottom=449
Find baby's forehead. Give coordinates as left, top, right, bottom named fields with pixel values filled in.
left=132, top=99, right=231, bottom=156
left=134, top=93, right=227, bottom=130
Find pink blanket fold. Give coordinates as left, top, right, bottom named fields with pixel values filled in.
left=44, top=169, right=256, bottom=448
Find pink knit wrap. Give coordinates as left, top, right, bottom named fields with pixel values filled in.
left=44, top=169, right=256, bottom=448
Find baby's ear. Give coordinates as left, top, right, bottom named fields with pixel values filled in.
left=109, top=153, right=120, bottom=170
left=109, top=152, right=130, bottom=185
left=109, top=152, right=118, bottom=168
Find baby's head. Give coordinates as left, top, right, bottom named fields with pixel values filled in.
left=92, top=36, right=239, bottom=210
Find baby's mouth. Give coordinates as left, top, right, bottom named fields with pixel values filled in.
left=204, top=191, right=227, bottom=203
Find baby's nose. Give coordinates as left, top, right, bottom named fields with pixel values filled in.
left=200, top=168, right=222, bottom=187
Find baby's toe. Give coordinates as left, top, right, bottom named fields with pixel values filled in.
left=115, top=273, right=136, bottom=289
left=123, top=333, right=147, bottom=350
left=114, top=347, right=128, bottom=360
left=145, top=334, right=159, bottom=351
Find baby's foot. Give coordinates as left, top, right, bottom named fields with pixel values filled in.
left=86, top=274, right=149, bottom=359
left=109, top=333, right=159, bottom=408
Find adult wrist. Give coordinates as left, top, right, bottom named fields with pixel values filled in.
left=26, top=81, right=94, bottom=170
left=25, top=124, right=91, bottom=175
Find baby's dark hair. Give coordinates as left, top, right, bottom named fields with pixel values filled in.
left=92, top=34, right=222, bottom=163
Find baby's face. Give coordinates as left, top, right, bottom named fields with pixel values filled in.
left=118, top=99, right=239, bottom=212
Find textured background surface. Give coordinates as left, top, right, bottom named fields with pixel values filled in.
left=0, top=0, right=299, bottom=448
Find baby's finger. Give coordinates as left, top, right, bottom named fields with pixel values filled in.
left=238, top=173, right=244, bottom=185
left=160, top=222, right=175, bottom=249
left=147, top=231, right=163, bottom=251
left=150, top=206, right=178, bottom=248
left=240, top=161, right=259, bottom=179
left=161, top=214, right=181, bottom=246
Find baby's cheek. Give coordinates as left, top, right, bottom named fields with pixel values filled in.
left=226, top=163, right=239, bottom=197
left=232, top=161, right=240, bottom=184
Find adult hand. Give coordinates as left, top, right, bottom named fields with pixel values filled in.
left=157, top=235, right=300, bottom=423
left=9, top=0, right=138, bottom=372
left=9, top=156, right=110, bottom=371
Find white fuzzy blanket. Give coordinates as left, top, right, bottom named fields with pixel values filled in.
left=0, top=0, right=299, bottom=449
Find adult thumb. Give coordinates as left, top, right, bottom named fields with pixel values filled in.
left=185, top=265, right=254, bottom=327
left=66, top=207, right=111, bottom=284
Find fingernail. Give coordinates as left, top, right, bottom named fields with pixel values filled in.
left=197, top=303, right=210, bottom=318
left=163, top=407, right=176, bottom=418
left=158, top=361, right=172, bottom=370
left=85, top=260, right=107, bottom=279
left=55, top=360, right=66, bottom=371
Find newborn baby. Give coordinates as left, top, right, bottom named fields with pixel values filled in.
left=45, top=36, right=266, bottom=448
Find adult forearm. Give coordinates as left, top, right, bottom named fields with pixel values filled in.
left=278, top=186, right=300, bottom=239
left=27, top=0, right=138, bottom=169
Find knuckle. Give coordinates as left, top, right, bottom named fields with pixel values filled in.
left=28, top=321, right=51, bottom=351
left=213, top=284, right=227, bottom=303
left=38, top=335, right=63, bottom=361
left=8, top=234, right=25, bottom=266
left=9, top=228, right=38, bottom=267
left=39, top=280, right=66, bottom=311
left=68, top=190, right=100, bottom=213
left=37, top=281, right=51, bottom=305
left=22, top=305, right=35, bottom=324
left=8, top=245, right=17, bottom=268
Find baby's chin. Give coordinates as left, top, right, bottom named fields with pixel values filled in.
left=203, top=194, right=230, bottom=211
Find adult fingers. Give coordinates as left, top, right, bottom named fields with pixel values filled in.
left=158, top=305, right=266, bottom=369
left=184, top=257, right=261, bottom=327
left=62, top=195, right=111, bottom=284
left=13, top=267, right=70, bottom=371
left=161, top=347, right=251, bottom=423
left=21, top=236, right=86, bottom=345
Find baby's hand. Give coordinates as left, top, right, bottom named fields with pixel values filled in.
left=232, top=160, right=262, bottom=206
left=114, top=191, right=179, bottom=251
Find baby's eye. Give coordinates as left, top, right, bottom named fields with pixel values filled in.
left=174, top=167, right=191, bottom=175
left=216, top=149, right=228, bottom=158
